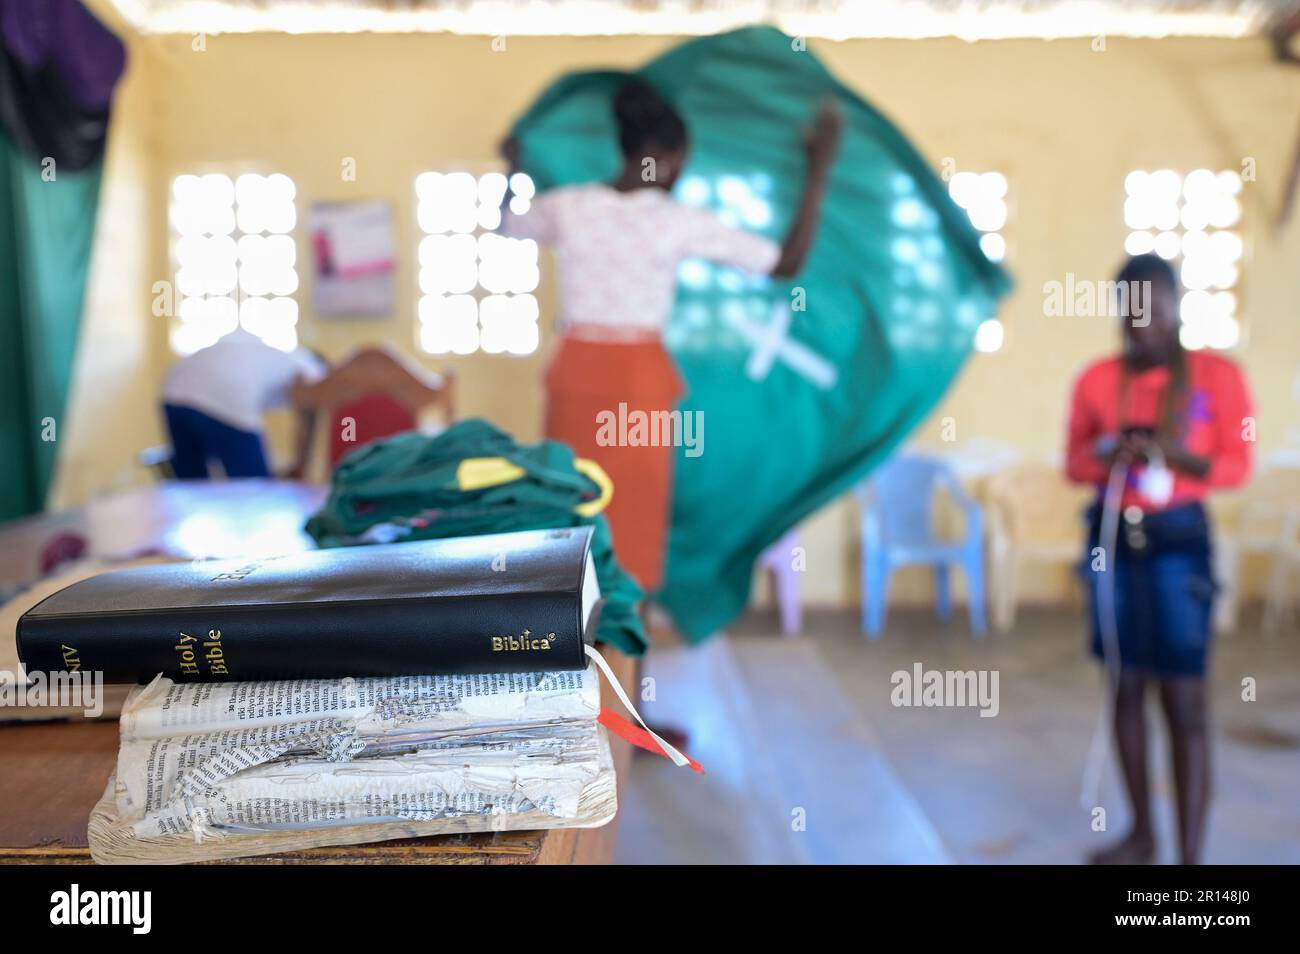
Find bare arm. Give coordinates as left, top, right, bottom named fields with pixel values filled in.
left=284, top=404, right=317, bottom=481
left=1154, top=434, right=1212, bottom=479
left=771, top=101, right=843, bottom=278
left=284, top=372, right=322, bottom=480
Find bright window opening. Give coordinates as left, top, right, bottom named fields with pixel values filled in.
left=1123, top=169, right=1244, bottom=350
left=169, top=172, right=299, bottom=355
left=416, top=171, right=540, bottom=356
left=949, top=171, right=1009, bottom=353
left=664, top=172, right=777, bottom=355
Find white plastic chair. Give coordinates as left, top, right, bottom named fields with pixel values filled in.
left=1216, top=466, right=1300, bottom=634
left=984, top=462, right=1092, bottom=633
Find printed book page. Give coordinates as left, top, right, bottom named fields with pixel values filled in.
left=121, top=667, right=599, bottom=738
left=119, top=730, right=606, bottom=836
left=91, top=666, right=615, bottom=864
left=89, top=731, right=617, bottom=864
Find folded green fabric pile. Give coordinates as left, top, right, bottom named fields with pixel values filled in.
left=305, top=418, right=646, bottom=656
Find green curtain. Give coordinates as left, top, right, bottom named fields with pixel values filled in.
left=0, top=127, right=103, bottom=520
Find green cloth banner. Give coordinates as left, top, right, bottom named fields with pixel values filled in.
left=0, top=128, right=103, bottom=521
left=511, top=25, right=1012, bottom=639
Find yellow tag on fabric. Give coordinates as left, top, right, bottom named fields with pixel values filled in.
left=456, top=457, right=526, bottom=491
left=573, top=458, right=614, bottom=517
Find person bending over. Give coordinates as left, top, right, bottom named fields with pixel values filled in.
left=162, top=327, right=325, bottom=480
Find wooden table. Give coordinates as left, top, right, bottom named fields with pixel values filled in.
left=0, top=480, right=631, bottom=865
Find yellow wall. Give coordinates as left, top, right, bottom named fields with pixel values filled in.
left=144, top=32, right=683, bottom=450
left=56, top=28, right=1300, bottom=608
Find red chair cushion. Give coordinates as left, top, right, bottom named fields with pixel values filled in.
left=329, top=393, right=418, bottom=467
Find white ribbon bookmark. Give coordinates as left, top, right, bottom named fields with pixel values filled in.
left=584, top=644, right=693, bottom=770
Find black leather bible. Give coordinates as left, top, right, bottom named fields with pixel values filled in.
left=16, top=527, right=601, bottom=683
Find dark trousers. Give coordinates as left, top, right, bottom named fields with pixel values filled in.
left=164, top=403, right=270, bottom=479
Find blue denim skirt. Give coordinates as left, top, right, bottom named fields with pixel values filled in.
left=1081, top=501, right=1217, bottom=678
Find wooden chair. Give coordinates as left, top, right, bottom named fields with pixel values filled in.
left=291, top=346, right=454, bottom=469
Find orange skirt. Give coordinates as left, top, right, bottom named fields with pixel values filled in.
left=544, top=335, right=684, bottom=592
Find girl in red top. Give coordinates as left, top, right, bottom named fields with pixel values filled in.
left=1066, top=253, right=1253, bottom=865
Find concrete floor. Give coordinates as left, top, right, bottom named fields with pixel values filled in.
left=616, top=606, right=1300, bottom=864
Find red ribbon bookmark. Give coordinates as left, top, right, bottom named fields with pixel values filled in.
left=597, top=707, right=706, bottom=774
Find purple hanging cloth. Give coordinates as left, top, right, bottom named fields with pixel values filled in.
left=0, top=0, right=127, bottom=169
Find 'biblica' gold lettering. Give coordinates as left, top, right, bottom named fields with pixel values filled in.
left=491, top=628, right=557, bottom=652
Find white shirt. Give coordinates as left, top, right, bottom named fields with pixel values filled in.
left=504, top=184, right=780, bottom=337
left=162, top=329, right=326, bottom=434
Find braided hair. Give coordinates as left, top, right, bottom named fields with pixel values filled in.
left=613, top=79, right=687, bottom=159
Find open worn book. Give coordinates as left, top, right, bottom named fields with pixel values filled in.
left=89, top=665, right=616, bottom=864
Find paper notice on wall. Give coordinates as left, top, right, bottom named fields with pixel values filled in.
left=310, top=200, right=396, bottom=316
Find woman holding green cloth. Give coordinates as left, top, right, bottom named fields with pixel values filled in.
left=499, top=78, right=842, bottom=593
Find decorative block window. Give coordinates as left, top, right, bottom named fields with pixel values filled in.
left=169, top=172, right=299, bottom=355
left=949, top=171, right=1009, bottom=352
left=668, top=171, right=779, bottom=355
left=1123, top=169, right=1244, bottom=350
left=415, top=170, right=540, bottom=355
